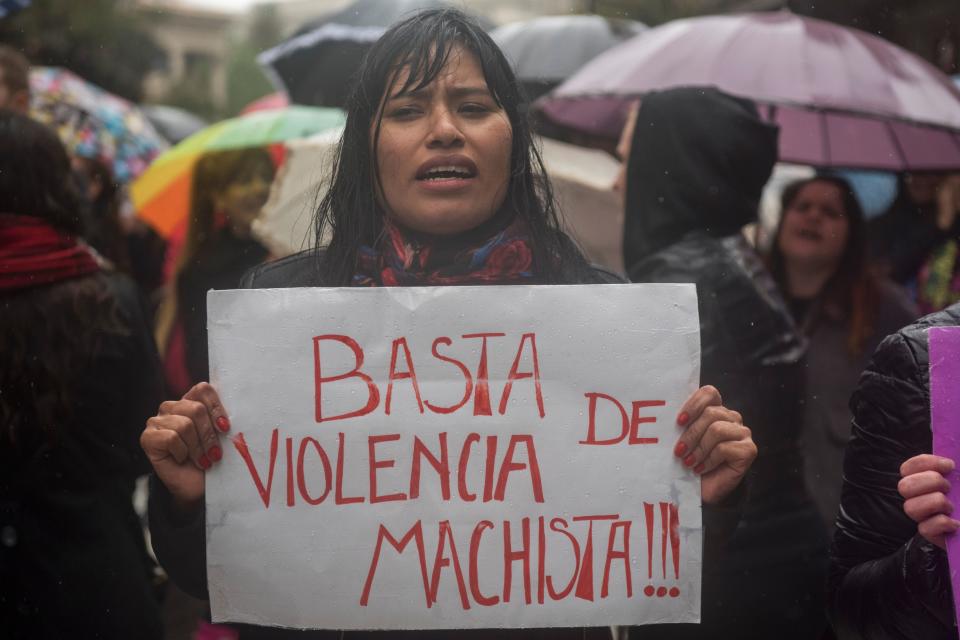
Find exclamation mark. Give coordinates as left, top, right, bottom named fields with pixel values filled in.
left=657, top=502, right=669, bottom=597
left=643, top=502, right=655, bottom=597
left=668, top=503, right=680, bottom=597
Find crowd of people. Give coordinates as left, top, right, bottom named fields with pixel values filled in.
left=2, top=8, right=960, bottom=640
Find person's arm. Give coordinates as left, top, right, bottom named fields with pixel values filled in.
left=828, top=331, right=957, bottom=639
left=143, top=381, right=230, bottom=599
left=148, top=473, right=209, bottom=599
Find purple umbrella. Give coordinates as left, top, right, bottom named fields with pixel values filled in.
left=538, top=11, right=960, bottom=171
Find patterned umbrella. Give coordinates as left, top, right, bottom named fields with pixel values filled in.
left=538, top=11, right=960, bottom=171
left=29, top=67, right=168, bottom=182
left=131, top=105, right=345, bottom=237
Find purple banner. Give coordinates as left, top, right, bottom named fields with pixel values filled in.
left=930, top=326, right=960, bottom=625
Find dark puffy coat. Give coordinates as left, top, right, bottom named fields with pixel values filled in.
left=623, top=88, right=827, bottom=639
left=1, top=272, right=164, bottom=639
left=828, top=303, right=960, bottom=639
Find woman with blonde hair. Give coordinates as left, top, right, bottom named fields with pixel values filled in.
left=156, top=147, right=275, bottom=394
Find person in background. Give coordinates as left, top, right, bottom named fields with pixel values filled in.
left=0, top=110, right=163, bottom=638
left=766, top=176, right=918, bottom=531
left=829, top=302, right=960, bottom=640
left=915, top=174, right=960, bottom=314
left=71, top=154, right=132, bottom=272
left=0, top=45, right=29, bottom=113
left=868, top=172, right=960, bottom=291
left=616, top=87, right=827, bottom=639
left=141, top=10, right=757, bottom=639
left=154, top=148, right=275, bottom=395
left=71, top=154, right=169, bottom=319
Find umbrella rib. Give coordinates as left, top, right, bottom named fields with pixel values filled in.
left=819, top=110, right=831, bottom=167
left=885, top=120, right=908, bottom=171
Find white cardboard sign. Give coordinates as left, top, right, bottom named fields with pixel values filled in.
left=206, top=283, right=702, bottom=630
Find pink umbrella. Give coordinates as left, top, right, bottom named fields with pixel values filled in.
left=537, top=11, right=960, bottom=171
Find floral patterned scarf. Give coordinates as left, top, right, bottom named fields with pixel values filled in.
left=352, top=215, right=535, bottom=286
left=917, top=238, right=960, bottom=314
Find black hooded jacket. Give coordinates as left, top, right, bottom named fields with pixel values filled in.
left=829, top=303, right=960, bottom=639
left=623, top=88, right=827, bottom=638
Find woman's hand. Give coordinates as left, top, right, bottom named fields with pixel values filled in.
left=140, top=382, right=231, bottom=513
left=899, top=454, right=959, bottom=550
left=673, top=385, right=757, bottom=505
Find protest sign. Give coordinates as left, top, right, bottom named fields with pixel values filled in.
left=205, top=283, right=702, bottom=629
left=930, top=326, right=960, bottom=626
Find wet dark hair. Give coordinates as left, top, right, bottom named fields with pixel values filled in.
left=0, top=110, right=125, bottom=447
left=0, top=45, right=29, bottom=95
left=0, top=109, right=83, bottom=232
left=767, top=175, right=877, bottom=354
left=314, top=8, right=591, bottom=285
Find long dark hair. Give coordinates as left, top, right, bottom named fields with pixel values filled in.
left=314, top=8, right=591, bottom=285
left=767, top=176, right=877, bottom=354
left=0, top=111, right=124, bottom=446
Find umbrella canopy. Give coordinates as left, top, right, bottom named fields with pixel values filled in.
left=0, top=0, right=30, bottom=19
left=538, top=11, right=960, bottom=171
left=142, top=104, right=208, bottom=144
left=131, top=105, right=345, bottom=237
left=258, top=0, right=493, bottom=107
left=492, top=15, right=646, bottom=100
left=30, top=66, right=168, bottom=182
left=241, top=92, right=289, bottom=115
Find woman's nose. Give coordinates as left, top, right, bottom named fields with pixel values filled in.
left=427, top=109, right=464, bottom=148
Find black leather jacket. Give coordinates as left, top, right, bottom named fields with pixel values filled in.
left=829, top=303, right=960, bottom=639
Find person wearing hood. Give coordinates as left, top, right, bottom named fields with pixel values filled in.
left=615, top=87, right=828, bottom=639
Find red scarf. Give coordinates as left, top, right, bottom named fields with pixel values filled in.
left=0, top=214, right=100, bottom=293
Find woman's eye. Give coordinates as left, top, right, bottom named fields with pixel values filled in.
left=389, top=106, right=421, bottom=118
left=460, top=103, right=490, bottom=115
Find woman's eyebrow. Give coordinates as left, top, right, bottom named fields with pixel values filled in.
left=388, top=85, right=492, bottom=101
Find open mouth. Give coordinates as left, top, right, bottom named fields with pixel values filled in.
left=796, top=228, right=822, bottom=241
left=416, top=165, right=477, bottom=181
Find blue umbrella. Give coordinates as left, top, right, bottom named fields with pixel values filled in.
left=0, top=0, right=30, bottom=19
left=831, top=170, right=899, bottom=219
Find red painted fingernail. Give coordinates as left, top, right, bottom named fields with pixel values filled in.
left=683, top=454, right=696, bottom=467
left=216, top=416, right=230, bottom=432
left=674, top=441, right=688, bottom=457
left=693, top=463, right=705, bottom=474
left=199, top=454, right=211, bottom=469
left=677, top=412, right=690, bottom=427
left=209, top=445, right=222, bottom=462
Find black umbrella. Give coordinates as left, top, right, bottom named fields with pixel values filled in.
left=258, top=0, right=493, bottom=108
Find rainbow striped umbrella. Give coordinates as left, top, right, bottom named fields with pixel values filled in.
left=131, top=105, right=344, bottom=237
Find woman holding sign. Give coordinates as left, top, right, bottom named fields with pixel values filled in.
left=829, top=302, right=960, bottom=639
left=142, top=10, right=757, bottom=638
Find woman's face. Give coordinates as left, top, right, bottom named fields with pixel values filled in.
left=374, top=45, right=513, bottom=236
left=777, top=181, right=850, bottom=270
left=214, top=160, right=273, bottom=233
